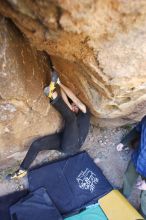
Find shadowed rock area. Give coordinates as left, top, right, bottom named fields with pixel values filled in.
left=0, top=0, right=146, bottom=127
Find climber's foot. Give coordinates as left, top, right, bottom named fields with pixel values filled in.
left=5, top=169, right=27, bottom=180
left=51, top=70, right=60, bottom=85
left=44, top=70, right=60, bottom=99
left=44, top=85, right=56, bottom=99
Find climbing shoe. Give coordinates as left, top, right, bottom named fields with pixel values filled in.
left=44, top=70, right=60, bottom=99
left=6, top=169, right=27, bottom=180
left=51, top=69, right=60, bottom=85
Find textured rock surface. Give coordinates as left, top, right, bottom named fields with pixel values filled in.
left=0, top=0, right=146, bottom=127
left=0, top=16, right=62, bottom=162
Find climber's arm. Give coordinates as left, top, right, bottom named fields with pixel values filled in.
left=60, top=88, right=73, bottom=111
left=60, top=83, right=86, bottom=113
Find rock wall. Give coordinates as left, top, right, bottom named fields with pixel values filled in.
left=0, top=0, right=146, bottom=128
left=0, top=16, right=62, bottom=163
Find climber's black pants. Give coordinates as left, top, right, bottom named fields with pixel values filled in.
left=20, top=96, right=90, bottom=170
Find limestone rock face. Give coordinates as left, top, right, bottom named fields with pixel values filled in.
left=0, top=0, right=146, bottom=127
left=0, top=17, right=61, bottom=161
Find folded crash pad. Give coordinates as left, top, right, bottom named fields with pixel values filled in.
left=99, top=190, right=144, bottom=220
left=28, top=151, right=113, bottom=214
left=65, top=203, right=108, bottom=220
left=0, top=190, right=28, bottom=220
left=10, top=188, right=63, bottom=220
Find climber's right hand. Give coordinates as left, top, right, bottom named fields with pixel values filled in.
left=116, top=143, right=124, bottom=151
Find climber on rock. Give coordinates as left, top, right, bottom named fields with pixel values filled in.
left=6, top=65, right=90, bottom=180
left=116, top=116, right=146, bottom=218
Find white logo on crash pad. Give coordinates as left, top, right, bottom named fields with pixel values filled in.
left=76, top=168, right=99, bottom=193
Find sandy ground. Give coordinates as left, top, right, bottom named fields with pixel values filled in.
left=0, top=125, right=141, bottom=209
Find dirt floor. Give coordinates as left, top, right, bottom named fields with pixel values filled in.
left=0, top=125, right=141, bottom=209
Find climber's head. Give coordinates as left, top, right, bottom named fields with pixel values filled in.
left=71, top=102, right=79, bottom=114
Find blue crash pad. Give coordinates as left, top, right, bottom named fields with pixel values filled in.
left=28, top=151, right=112, bottom=215
left=0, top=190, right=28, bottom=220
left=10, top=188, right=63, bottom=220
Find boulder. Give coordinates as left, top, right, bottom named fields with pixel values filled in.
left=0, top=16, right=62, bottom=163
left=0, top=0, right=146, bottom=128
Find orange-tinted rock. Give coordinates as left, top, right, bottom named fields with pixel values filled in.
left=0, top=17, right=62, bottom=160
left=0, top=0, right=146, bottom=128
